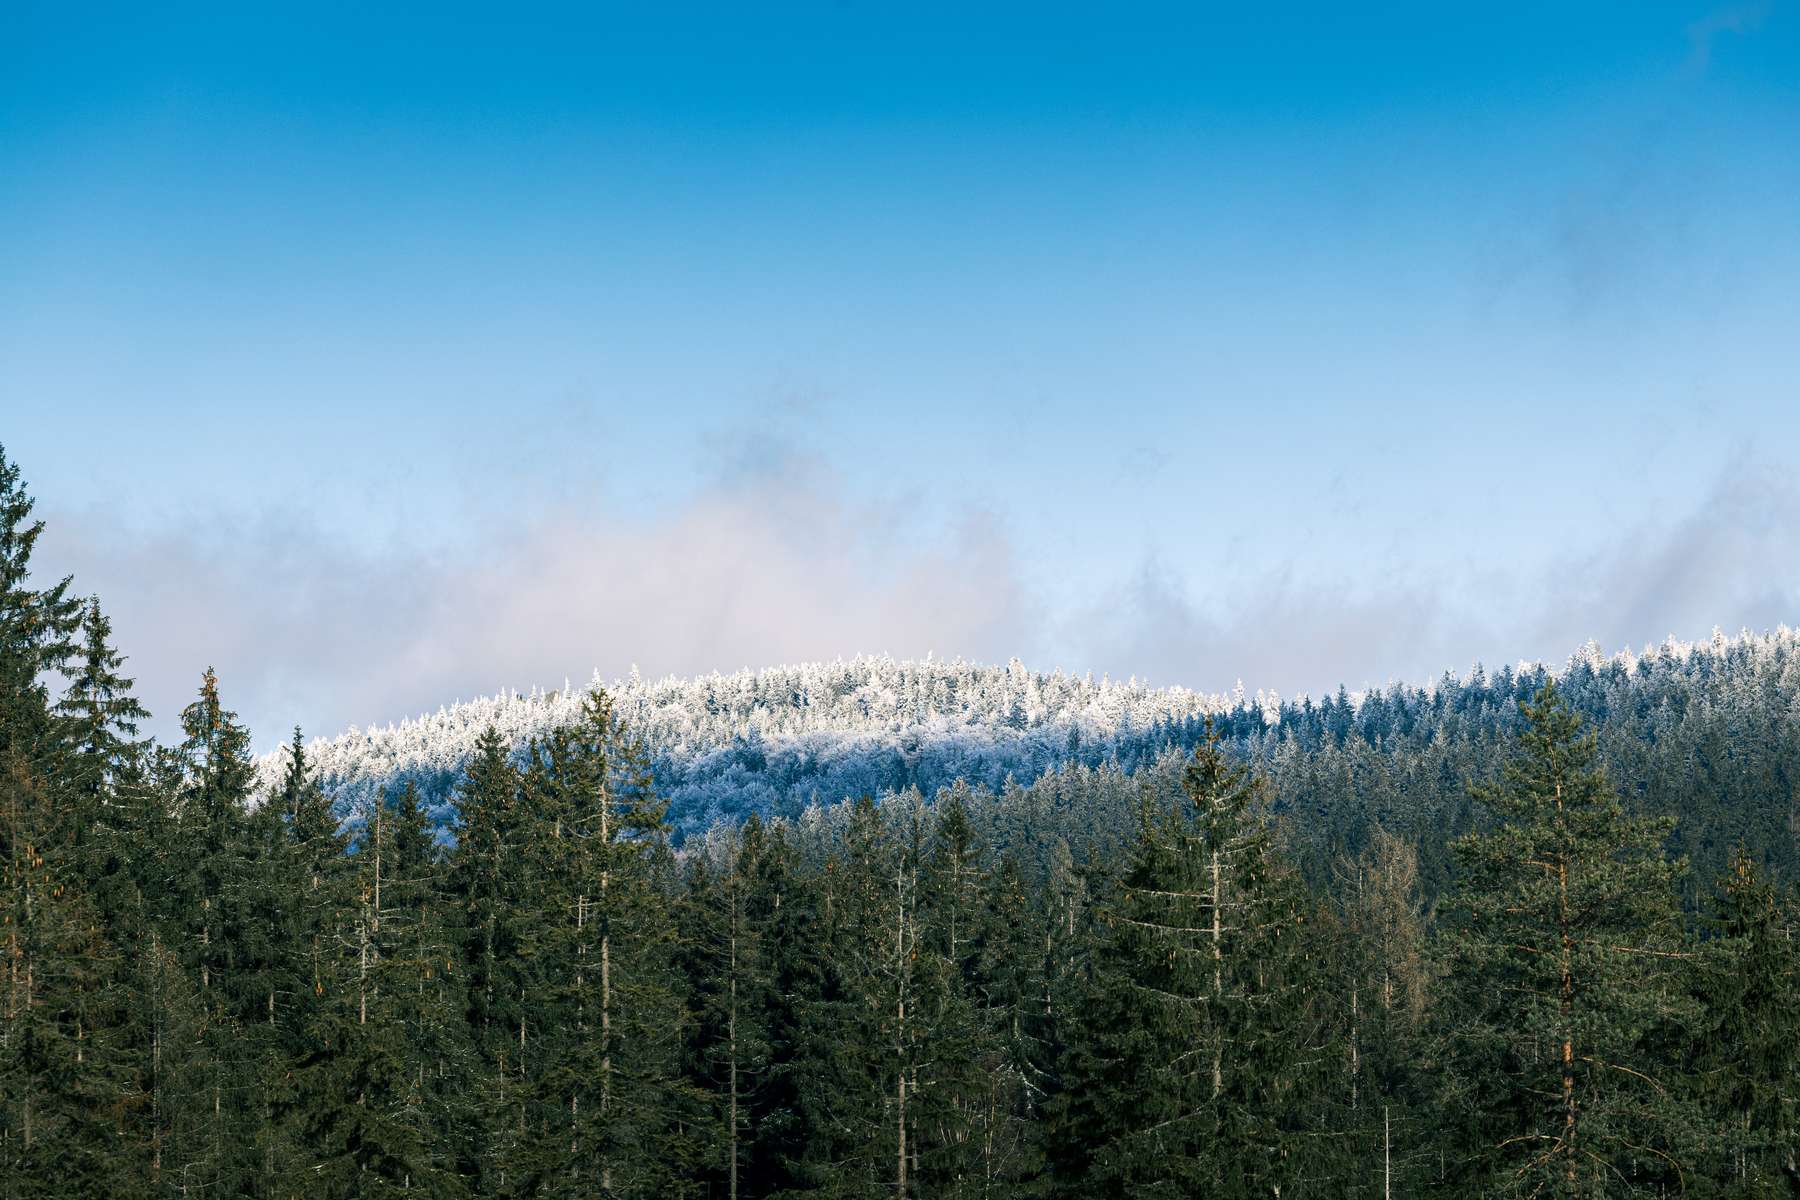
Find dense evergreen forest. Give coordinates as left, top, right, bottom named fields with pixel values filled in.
left=276, top=620, right=1800, bottom=911
left=3, top=443, right=1796, bottom=1198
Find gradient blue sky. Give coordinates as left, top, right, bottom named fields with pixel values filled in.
left=4, top=2, right=1799, bottom=745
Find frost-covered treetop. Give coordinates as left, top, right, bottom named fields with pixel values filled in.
left=251, top=655, right=1242, bottom=810
left=253, top=629, right=1800, bottom=836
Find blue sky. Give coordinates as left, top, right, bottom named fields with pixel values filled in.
left=4, top=2, right=1799, bottom=745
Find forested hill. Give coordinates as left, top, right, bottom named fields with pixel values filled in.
left=253, top=657, right=1247, bottom=836
left=265, top=631, right=1800, bottom=892
left=8, top=443, right=1799, bottom=1196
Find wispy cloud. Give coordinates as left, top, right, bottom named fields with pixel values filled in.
left=1687, top=3, right=1768, bottom=73
left=1472, top=4, right=1772, bottom=327
left=38, top=435, right=1799, bottom=750
left=1537, top=452, right=1800, bottom=652
left=42, top=436, right=1037, bottom=748
left=1057, top=455, right=1800, bottom=699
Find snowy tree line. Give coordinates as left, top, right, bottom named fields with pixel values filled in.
left=269, top=630, right=1800, bottom=896
left=252, top=656, right=1257, bottom=838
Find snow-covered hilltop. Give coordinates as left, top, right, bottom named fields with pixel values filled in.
left=254, top=656, right=1259, bottom=837
left=258, top=629, right=1800, bottom=843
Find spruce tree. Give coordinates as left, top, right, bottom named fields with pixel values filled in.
left=272, top=724, right=352, bottom=1157
left=1692, top=847, right=1797, bottom=1194
left=383, top=780, right=475, bottom=1192
left=1331, top=826, right=1433, bottom=1197
left=1436, top=681, right=1701, bottom=1196
left=528, top=688, right=704, bottom=1198
left=0, top=453, right=138, bottom=1197
left=0, top=447, right=81, bottom=769
left=728, top=813, right=819, bottom=1198
left=916, top=788, right=1038, bottom=1197
left=784, top=795, right=905, bottom=1199
left=0, top=754, right=135, bottom=1198
left=679, top=820, right=780, bottom=1200
left=53, top=599, right=150, bottom=822
left=1050, top=718, right=1330, bottom=1198
left=444, top=726, right=528, bottom=1193
left=300, top=784, right=468, bottom=1198
left=169, top=668, right=262, bottom=1196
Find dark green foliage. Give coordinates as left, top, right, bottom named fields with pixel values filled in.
left=914, top=787, right=1041, bottom=1197
left=1329, top=826, right=1436, bottom=1197
left=1048, top=718, right=1337, bottom=1198
left=298, top=785, right=469, bottom=1198
left=775, top=794, right=934, bottom=1198
left=1691, top=848, right=1798, bottom=1195
left=443, top=726, right=528, bottom=1193
left=721, top=812, right=821, bottom=1198
left=0, top=449, right=81, bottom=769
left=520, top=690, right=706, bottom=1198
left=1436, top=682, right=1702, bottom=1197
left=679, top=821, right=779, bottom=1200
left=167, top=669, right=268, bottom=1195
left=0, top=756, right=134, bottom=1199
left=7, top=442, right=1800, bottom=1198
left=54, top=599, right=150, bottom=851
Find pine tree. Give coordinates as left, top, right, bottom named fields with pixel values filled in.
left=0, top=753, right=136, bottom=1198
left=783, top=795, right=904, bottom=1199
left=390, top=781, right=476, bottom=1192
left=300, top=784, right=469, bottom=1198
left=1050, top=718, right=1331, bottom=1197
left=916, top=788, right=1038, bottom=1197
left=680, top=819, right=780, bottom=1200
left=1331, top=826, right=1433, bottom=1197
left=447, top=694, right=705, bottom=1198
left=726, top=813, right=818, bottom=1198
left=103, top=740, right=199, bottom=1197
left=272, top=724, right=352, bottom=1147
left=49, top=597, right=156, bottom=979
left=53, top=599, right=150, bottom=824
left=1436, top=681, right=1702, bottom=1196
left=444, top=726, right=528, bottom=1193
left=128, top=914, right=209, bottom=1198
left=169, top=668, right=262, bottom=1196
left=0, top=447, right=81, bottom=769
left=1692, top=847, right=1797, bottom=1194
left=527, top=687, right=704, bottom=1198
left=0, top=452, right=138, bottom=1197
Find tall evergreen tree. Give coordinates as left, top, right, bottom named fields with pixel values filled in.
left=680, top=819, right=782, bottom=1200
left=273, top=725, right=352, bottom=1110
left=300, top=783, right=468, bottom=1198
left=382, top=780, right=475, bottom=1193
left=1436, top=681, right=1701, bottom=1197
left=53, top=599, right=150, bottom=819
left=1, top=753, right=135, bottom=1198
left=1692, top=847, right=1798, bottom=1195
left=527, top=688, right=704, bottom=1198
left=1331, top=826, right=1434, bottom=1198
left=782, top=795, right=917, bottom=1199
left=726, top=812, right=820, bottom=1198
left=916, top=788, right=1039, bottom=1197
left=444, top=726, right=529, bottom=1194
left=168, top=668, right=262, bottom=1196
left=1050, top=718, right=1331, bottom=1198
left=0, top=448, right=81, bottom=768
left=0, top=453, right=137, bottom=1198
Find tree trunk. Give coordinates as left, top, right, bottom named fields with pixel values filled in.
left=600, top=787, right=613, bottom=1196
left=1555, top=780, right=1577, bottom=1187
left=1383, top=1105, right=1391, bottom=1200
left=1210, top=847, right=1223, bottom=1100
left=728, top=882, right=740, bottom=1200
